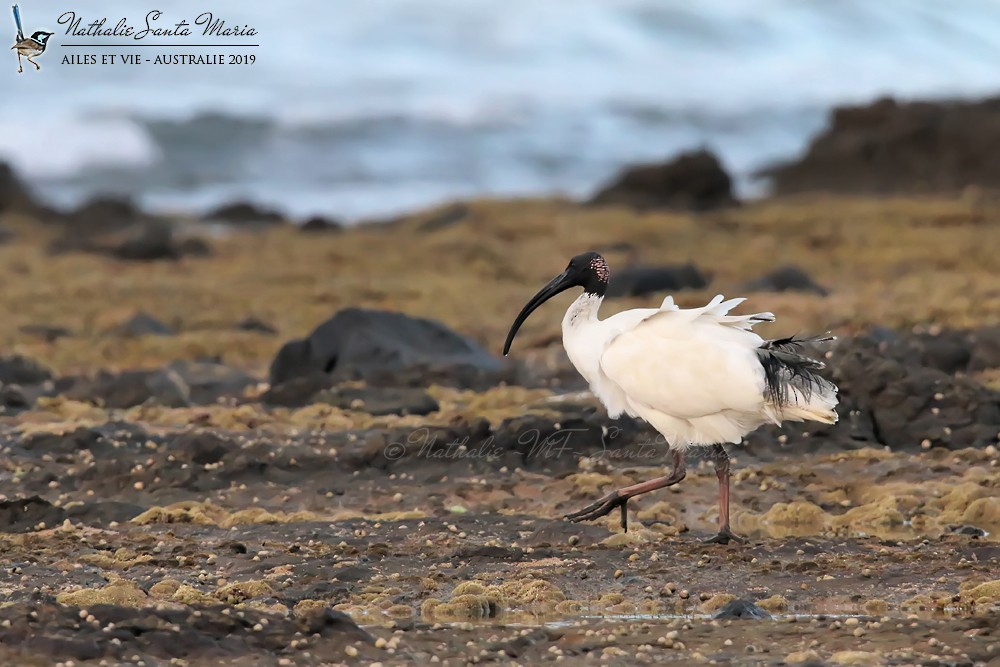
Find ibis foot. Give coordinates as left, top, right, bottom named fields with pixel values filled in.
left=564, top=492, right=631, bottom=532
left=704, top=529, right=745, bottom=545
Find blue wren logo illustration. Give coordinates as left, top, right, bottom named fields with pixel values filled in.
left=11, top=3, right=52, bottom=73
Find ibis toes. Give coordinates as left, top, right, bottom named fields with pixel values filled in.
left=564, top=491, right=629, bottom=530
left=704, top=529, right=746, bottom=545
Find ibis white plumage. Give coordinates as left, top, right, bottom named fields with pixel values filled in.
left=503, top=252, right=838, bottom=543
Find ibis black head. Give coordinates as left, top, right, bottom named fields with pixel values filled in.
left=503, top=251, right=610, bottom=356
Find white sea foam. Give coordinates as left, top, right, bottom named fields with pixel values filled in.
left=0, top=114, right=160, bottom=179
left=2, top=0, right=1000, bottom=220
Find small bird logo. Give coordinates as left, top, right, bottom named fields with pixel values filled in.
left=11, top=4, right=52, bottom=73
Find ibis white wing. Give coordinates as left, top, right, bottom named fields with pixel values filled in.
left=596, top=297, right=772, bottom=445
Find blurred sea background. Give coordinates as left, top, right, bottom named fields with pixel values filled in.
left=2, top=0, right=1000, bottom=223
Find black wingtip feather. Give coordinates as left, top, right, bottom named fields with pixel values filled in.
left=756, top=335, right=835, bottom=406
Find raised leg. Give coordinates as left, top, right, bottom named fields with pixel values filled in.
left=704, top=444, right=745, bottom=544
left=27, top=55, right=39, bottom=70
left=565, top=449, right=685, bottom=532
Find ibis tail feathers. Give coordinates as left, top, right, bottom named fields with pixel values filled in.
left=756, top=336, right=838, bottom=425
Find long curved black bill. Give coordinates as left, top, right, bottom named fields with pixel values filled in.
left=503, top=270, right=574, bottom=356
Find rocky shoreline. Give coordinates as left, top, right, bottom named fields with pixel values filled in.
left=1, top=94, right=1000, bottom=665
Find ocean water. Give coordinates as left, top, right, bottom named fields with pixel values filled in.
left=2, top=0, right=1000, bottom=222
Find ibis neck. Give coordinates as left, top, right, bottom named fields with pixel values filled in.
left=562, top=291, right=604, bottom=330
left=560, top=292, right=607, bottom=390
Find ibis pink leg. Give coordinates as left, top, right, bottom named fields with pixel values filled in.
left=564, top=450, right=685, bottom=532
left=704, top=444, right=745, bottom=544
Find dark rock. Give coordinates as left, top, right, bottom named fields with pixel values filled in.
left=491, top=412, right=665, bottom=473
left=109, top=220, right=212, bottom=261
left=828, top=335, right=1000, bottom=450
left=762, top=96, right=1000, bottom=195
left=262, top=373, right=334, bottom=407
left=20, top=423, right=150, bottom=462
left=0, top=384, right=29, bottom=409
left=417, top=203, right=469, bottom=232
left=268, top=308, right=502, bottom=389
left=0, top=354, right=53, bottom=386
left=713, top=599, right=772, bottom=620
left=111, top=220, right=180, bottom=260
left=65, top=196, right=144, bottom=233
left=19, top=324, right=73, bottom=342
left=300, top=215, right=343, bottom=232
left=296, top=607, right=373, bottom=642
left=206, top=201, right=285, bottom=226
left=0, top=161, right=41, bottom=214
left=0, top=602, right=372, bottom=664
left=172, top=431, right=231, bottom=465
left=832, top=327, right=994, bottom=377
left=314, top=386, right=440, bottom=416
left=0, top=496, right=66, bottom=532
left=452, top=544, right=526, bottom=561
left=740, top=265, right=830, bottom=296
left=25, top=636, right=103, bottom=662
left=165, top=360, right=256, bottom=404
left=235, top=316, right=278, bottom=335
left=268, top=338, right=313, bottom=382
left=175, top=236, right=214, bottom=257
left=64, top=369, right=190, bottom=409
left=589, top=149, right=736, bottom=211
left=24, top=427, right=103, bottom=455
left=66, top=500, right=147, bottom=525
left=265, top=377, right=440, bottom=415
left=111, top=311, right=174, bottom=337
left=606, top=263, right=710, bottom=298
left=968, top=325, right=1000, bottom=371
left=907, top=330, right=973, bottom=375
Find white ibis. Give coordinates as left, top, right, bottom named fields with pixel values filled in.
left=503, top=252, right=838, bottom=543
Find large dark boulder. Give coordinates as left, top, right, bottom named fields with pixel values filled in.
left=268, top=308, right=502, bottom=389
left=762, top=96, right=1000, bottom=194
left=828, top=334, right=1000, bottom=450
left=589, top=149, right=736, bottom=211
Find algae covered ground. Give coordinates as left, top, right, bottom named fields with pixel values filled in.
left=0, top=196, right=999, bottom=665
